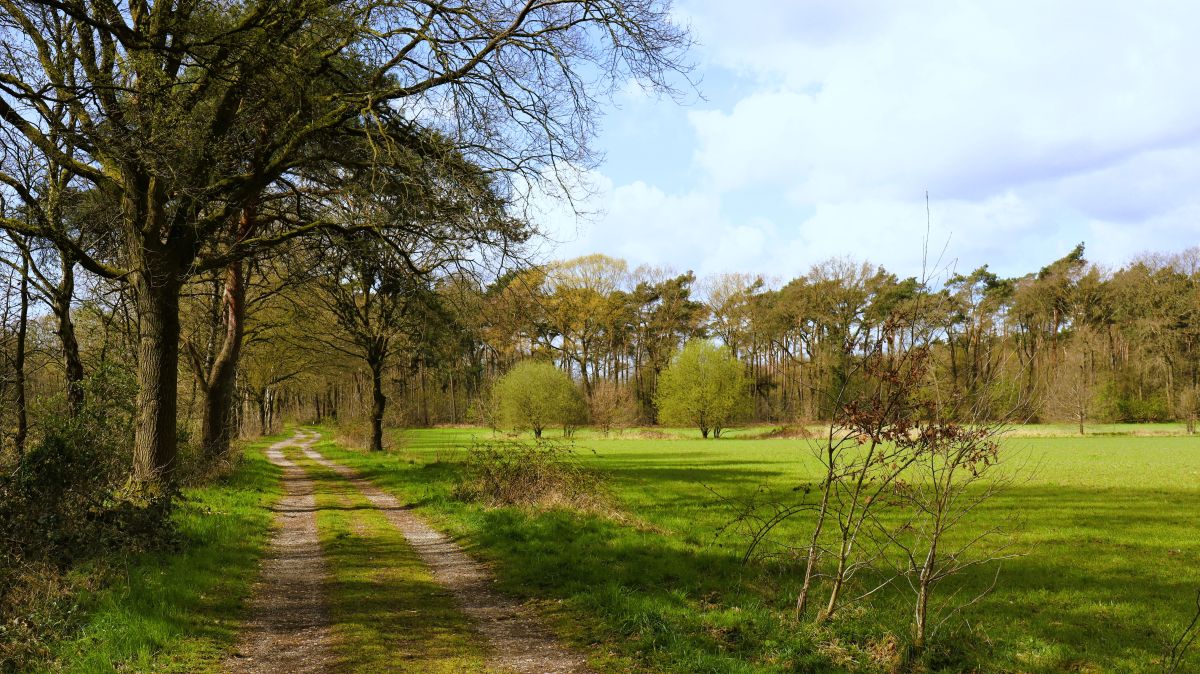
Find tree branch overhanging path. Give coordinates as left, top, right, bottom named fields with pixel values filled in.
left=0, top=0, right=693, bottom=487
left=234, top=429, right=591, bottom=674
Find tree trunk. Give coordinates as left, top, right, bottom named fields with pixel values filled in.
left=13, top=256, right=29, bottom=455
left=258, top=393, right=268, bottom=435
left=419, top=358, right=430, bottom=426
left=132, top=272, right=183, bottom=485
left=913, top=538, right=938, bottom=651
left=820, top=539, right=851, bottom=622
left=370, top=356, right=386, bottom=452
left=796, top=478, right=832, bottom=618
left=54, top=255, right=85, bottom=415
left=201, top=255, right=247, bottom=458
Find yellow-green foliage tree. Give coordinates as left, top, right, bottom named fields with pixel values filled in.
left=656, top=340, right=750, bottom=438
left=496, top=361, right=586, bottom=438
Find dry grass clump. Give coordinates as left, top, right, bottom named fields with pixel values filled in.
left=756, top=424, right=816, bottom=440
left=631, top=429, right=674, bottom=440
left=334, top=419, right=375, bottom=450
left=454, top=439, right=608, bottom=512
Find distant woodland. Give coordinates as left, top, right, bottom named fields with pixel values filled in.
left=3, top=241, right=1197, bottom=460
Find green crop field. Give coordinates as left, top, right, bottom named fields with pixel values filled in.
left=315, top=424, right=1200, bottom=673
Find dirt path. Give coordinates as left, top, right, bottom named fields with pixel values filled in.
left=300, top=443, right=593, bottom=674
left=227, top=432, right=334, bottom=674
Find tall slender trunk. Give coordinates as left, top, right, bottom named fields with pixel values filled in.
left=369, top=354, right=386, bottom=452
left=200, top=208, right=254, bottom=457
left=257, top=392, right=268, bottom=434
left=14, top=256, right=29, bottom=455
left=132, top=271, right=183, bottom=485
left=201, top=255, right=247, bottom=458
left=419, top=359, right=429, bottom=426
left=54, top=254, right=84, bottom=415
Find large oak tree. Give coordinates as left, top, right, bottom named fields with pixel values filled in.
left=0, top=0, right=690, bottom=485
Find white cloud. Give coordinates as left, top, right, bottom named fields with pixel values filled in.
left=685, top=1, right=1200, bottom=202
left=538, top=179, right=751, bottom=276
left=533, top=1, right=1200, bottom=280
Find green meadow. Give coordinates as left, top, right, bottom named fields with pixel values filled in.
left=317, top=424, right=1200, bottom=673
left=34, top=425, right=1199, bottom=672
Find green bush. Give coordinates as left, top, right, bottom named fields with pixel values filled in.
left=655, top=340, right=751, bottom=438
left=1115, top=396, right=1171, bottom=423
left=494, top=360, right=587, bottom=438
left=0, top=363, right=173, bottom=671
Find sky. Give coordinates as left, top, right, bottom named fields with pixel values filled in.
left=535, top=0, right=1200, bottom=282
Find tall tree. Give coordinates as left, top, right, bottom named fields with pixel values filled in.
left=0, top=0, right=690, bottom=485
left=308, top=132, right=524, bottom=451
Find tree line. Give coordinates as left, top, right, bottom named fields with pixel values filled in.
left=227, top=245, right=1198, bottom=439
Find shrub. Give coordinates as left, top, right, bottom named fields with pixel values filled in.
left=655, top=340, right=751, bottom=438
left=0, top=363, right=165, bottom=565
left=335, top=417, right=378, bottom=451
left=454, top=439, right=606, bottom=510
left=588, top=380, right=638, bottom=436
left=0, top=363, right=173, bottom=671
left=494, top=360, right=587, bottom=438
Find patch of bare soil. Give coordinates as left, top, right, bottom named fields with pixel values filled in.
left=301, top=445, right=593, bottom=674
left=226, top=433, right=334, bottom=674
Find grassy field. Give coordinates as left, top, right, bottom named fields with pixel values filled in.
left=40, top=436, right=284, bottom=673
left=318, top=423, right=1200, bottom=673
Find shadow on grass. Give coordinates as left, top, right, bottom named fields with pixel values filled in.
left=316, top=434, right=1200, bottom=673
left=322, top=530, right=489, bottom=672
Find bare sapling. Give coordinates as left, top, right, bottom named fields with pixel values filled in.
left=811, top=336, right=936, bottom=623
left=878, top=415, right=1020, bottom=653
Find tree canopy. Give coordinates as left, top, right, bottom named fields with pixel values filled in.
left=494, top=360, right=586, bottom=439
left=0, top=0, right=690, bottom=485
left=655, top=339, right=750, bottom=438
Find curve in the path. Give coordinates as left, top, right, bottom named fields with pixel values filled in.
left=301, top=443, right=593, bottom=674
left=227, top=432, right=334, bottom=674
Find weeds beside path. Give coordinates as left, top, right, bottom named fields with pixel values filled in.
left=43, top=435, right=284, bottom=673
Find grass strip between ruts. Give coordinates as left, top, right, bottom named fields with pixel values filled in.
left=286, top=446, right=493, bottom=673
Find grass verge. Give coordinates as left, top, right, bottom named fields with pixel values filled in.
left=39, top=435, right=285, bottom=673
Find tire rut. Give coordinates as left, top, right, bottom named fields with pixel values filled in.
left=226, top=432, right=334, bottom=674
left=298, top=437, right=593, bottom=674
